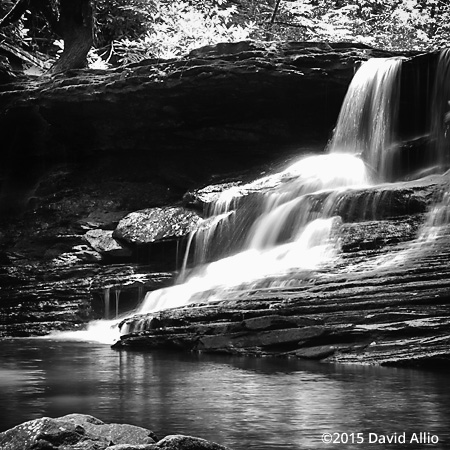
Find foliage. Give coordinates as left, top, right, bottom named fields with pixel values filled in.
left=0, top=1, right=29, bottom=47
left=265, top=0, right=450, bottom=51
left=2, top=0, right=450, bottom=71
left=105, top=0, right=256, bottom=64
left=94, top=0, right=157, bottom=49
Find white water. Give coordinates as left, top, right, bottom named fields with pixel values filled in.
left=328, top=57, right=403, bottom=180
left=431, top=48, right=450, bottom=168
left=133, top=154, right=370, bottom=321
left=57, top=57, right=413, bottom=343
left=133, top=59, right=405, bottom=320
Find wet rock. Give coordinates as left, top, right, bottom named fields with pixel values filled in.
left=326, top=178, right=441, bottom=222
left=62, top=414, right=158, bottom=446
left=113, top=207, right=202, bottom=246
left=183, top=182, right=244, bottom=212
left=156, top=435, right=231, bottom=450
left=85, top=229, right=132, bottom=259
left=339, top=216, right=424, bottom=252
left=0, top=414, right=156, bottom=450
left=114, top=227, right=450, bottom=366
left=198, top=326, right=325, bottom=352
left=185, top=173, right=444, bottom=221
left=0, top=415, right=232, bottom=450
left=0, top=262, right=173, bottom=337
left=293, top=345, right=337, bottom=360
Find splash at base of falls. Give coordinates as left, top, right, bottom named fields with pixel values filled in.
left=43, top=320, right=122, bottom=344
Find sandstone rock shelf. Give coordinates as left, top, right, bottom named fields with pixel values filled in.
left=113, top=228, right=450, bottom=367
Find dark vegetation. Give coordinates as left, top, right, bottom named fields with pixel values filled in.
left=1, top=0, right=450, bottom=73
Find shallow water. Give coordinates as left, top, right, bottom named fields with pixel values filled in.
left=1, top=339, right=449, bottom=449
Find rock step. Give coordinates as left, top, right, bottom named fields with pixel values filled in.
left=114, top=233, right=450, bottom=366
left=185, top=174, right=445, bottom=223
left=0, top=264, right=174, bottom=337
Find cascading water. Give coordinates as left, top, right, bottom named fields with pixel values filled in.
left=132, top=57, right=404, bottom=322
left=57, top=56, right=427, bottom=343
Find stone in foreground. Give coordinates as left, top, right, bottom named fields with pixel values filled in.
left=0, top=414, right=232, bottom=450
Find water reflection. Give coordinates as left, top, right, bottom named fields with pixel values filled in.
left=0, top=339, right=449, bottom=449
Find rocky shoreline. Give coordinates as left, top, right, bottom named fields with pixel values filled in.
left=0, top=413, right=231, bottom=450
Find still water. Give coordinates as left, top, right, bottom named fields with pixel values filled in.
left=0, top=338, right=449, bottom=449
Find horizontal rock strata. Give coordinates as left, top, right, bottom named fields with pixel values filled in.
left=0, top=263, right=173, bottom=337
left=114, top=223, right=450, bottom=367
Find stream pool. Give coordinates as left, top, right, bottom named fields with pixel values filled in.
left=1, top=338, right=449, bottom=449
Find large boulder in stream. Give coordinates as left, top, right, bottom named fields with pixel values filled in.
left=0, top=414, right=231, bottom=450
left=113, top=207, right=202, bottom=246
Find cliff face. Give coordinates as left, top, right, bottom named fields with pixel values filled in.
left=1, top=41, right=449, bottom=367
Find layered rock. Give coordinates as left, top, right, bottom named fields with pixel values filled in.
left=0, top=262, right=173, bottom=337
left=114, top=226, right=450, bottom=366
left=113, top=171, right=450, bottom=367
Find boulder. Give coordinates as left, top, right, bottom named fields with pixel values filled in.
left=156, top=435, right=231, bottom=450
left=0, top=414, right=157, bottom=450
left=0, top=415, right=232, bottom=450
left=113, top=207, right=203, bottom=246
left=85, top=229, right=132, bottom=259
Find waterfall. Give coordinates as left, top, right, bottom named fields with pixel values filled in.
left=133, top=58, right=406, bottom=317
left=431, top=48, right=450, bottom=169
left=43, top=56, right=407, bottom=343
left=103, top=287, right=110, bottom=319
left=115, top=288, right=121, bottom=319
left=328, top=58, right=403, bottom=180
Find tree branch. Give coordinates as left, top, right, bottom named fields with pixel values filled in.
left=0, top=0, right=30, bottom=28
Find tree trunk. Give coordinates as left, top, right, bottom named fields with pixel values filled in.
left=51, top=0, right=93, bottom=74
